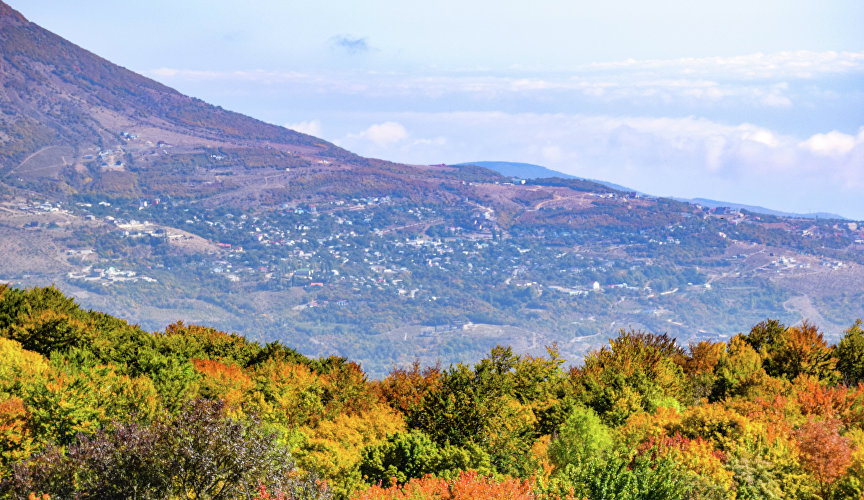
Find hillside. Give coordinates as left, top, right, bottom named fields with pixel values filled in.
left=2, top=285, right=864, bottom=498
left=0, top=1, right=862, bottom=376
left=464, top=162, right=846, bottom=220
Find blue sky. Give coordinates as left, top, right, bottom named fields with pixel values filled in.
left=15, top=0, right=864, bottom=218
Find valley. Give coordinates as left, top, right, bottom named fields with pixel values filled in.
left=0, top=0, right=861, bottom=376
left=2, top=170, right=861, bottom=375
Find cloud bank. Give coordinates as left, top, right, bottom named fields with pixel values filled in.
left=340, top=113, right=864, bottom=218
left=147, top=50, right=864, bottom=218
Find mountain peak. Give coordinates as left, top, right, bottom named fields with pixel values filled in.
left=0, top=1, right=26, bottom=24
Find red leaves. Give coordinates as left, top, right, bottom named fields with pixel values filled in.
left=374, top=361, right=442, bottom=413
left=794, top=418, right=853, bottom=493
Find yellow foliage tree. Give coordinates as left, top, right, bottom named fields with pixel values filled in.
left=297, top=403, right=406, bottom=497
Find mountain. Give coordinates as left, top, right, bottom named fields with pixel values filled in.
left=458, top=161, right=640, bottom=193
left=457, top=161, right=578, bottom=180
left=675, top=197, right=848, bottom=221
left=463, top=162, right=848, bottom=221
left=0, top=1, right=862, bottom=376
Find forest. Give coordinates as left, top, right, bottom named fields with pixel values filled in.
left=2, top=284, right=864, bottom=499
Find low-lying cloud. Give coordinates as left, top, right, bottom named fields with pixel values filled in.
left=146, top=49, right=864, bottom=218
left=286, top=120, right=322, bottom=137
left=340, top=112, right=864, bottom=219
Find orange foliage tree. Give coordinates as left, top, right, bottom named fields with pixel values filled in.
left=794, top=418, right=854, bottom=498
left=352, top=470, right=537, bottom=500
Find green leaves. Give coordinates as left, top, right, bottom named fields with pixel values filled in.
left=359, top=430, right=489, bottom=486
left=836, top=319, right=864, bottom=386
left=548, top=406, right=612, bottom=470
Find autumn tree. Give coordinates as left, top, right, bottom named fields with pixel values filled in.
left=570, top=329, right=688, bottom=425
left=744, top=320, right=838, bottom=382
left=547, top=406, right=612, bottom=470
left=795, top=418, right=853, bottom=498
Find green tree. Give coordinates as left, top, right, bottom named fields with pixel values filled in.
left=836, top=319, right=864, bottom=386
left=548, top=406, right=613, bottom=470
left=359, top=430, right=489, bottom=486
left=744, top=320, right=838, bottom=382
left=571, top=329, right=688, bottom=425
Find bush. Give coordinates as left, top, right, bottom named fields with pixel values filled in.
left=1, top=399, right=328, bottom=499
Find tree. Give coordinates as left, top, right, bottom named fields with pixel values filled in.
left=548, top=448, right=695, bottom=500
left=373, top=361, right=441, bottom=414
left=744, top=320, right=838, bottom=382
left=571, top=329, right=688, bottom=425
left=710, top=335, right=770, bottom=401
left=683, top=341, right=725, bottom=400
left=547, top=406, right=612, bottom=470
left=795, top=418, right=853, bottom=498
left=836, top=319, right=864, bottom=386
left=359, top=430, right=489, bottom=486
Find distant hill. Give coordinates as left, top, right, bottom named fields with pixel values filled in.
left=675, top=197, right=848, bottom=221
left=458, top=161, right=640, bottom=193
left=0, top=0, right=354, bottom=199
left=457, top=161, right=577, bottom=180
left=463, top=161, right=849, bottom=221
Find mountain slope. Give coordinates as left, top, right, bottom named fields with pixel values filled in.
left=675, top=197, right=847, bottom=221
left=457, top=161, right=577, bottom=180
left=0, top=1, right=354, bottom=198
left=465, top=161, right=849, bottom=221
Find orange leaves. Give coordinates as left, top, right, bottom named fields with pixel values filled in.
left=744, top=320, right=839, bottom=382
left=773, top=322, right=839, bottom=382
left=374, top=361, right=442, bottom=413
left=352, top=470, right=535, bottom=500
left=0, top=397, right=34, bottom=470
left=192, top=358, right=254, bottom=409
left=683, top=341, right=726, bottom=377
left=794, top=418, right=853, bottom=494
left=673, top=403, right=751, bottom=451
left=794, top=377, right=864, bottom=427
left=619, top=406, right=682, bottom=447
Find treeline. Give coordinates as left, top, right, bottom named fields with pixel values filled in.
left=2, top=285, right=864, bottom=499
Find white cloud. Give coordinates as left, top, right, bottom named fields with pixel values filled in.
left=286, top=120, right=322, bottom=136
left=340, top=111, right=864, bottom=218
left=349, top=121, right=408, bottom=147
left=148, top=50, right=863, bottom=106
left=143, top=51, right=864, bottom=147
left=800, top=130, right=860, bottom=156
left=143, top=50, right=864, bottom=218
left=149, top=68, right=314, bottom=84
left=411, top=136, right=447, bottom=147
left=580, top=50, right=864, bottom=80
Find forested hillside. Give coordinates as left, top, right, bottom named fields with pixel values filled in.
left=2, top=285, right=864, bottom=499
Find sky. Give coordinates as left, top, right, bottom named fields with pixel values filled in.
left=14, top=0, right=864, bottom=219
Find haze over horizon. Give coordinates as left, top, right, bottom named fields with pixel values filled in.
left=13, top=0, right=864, bottom=219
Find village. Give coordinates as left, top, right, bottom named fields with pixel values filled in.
left=11, top=189, right=849, bottom=326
